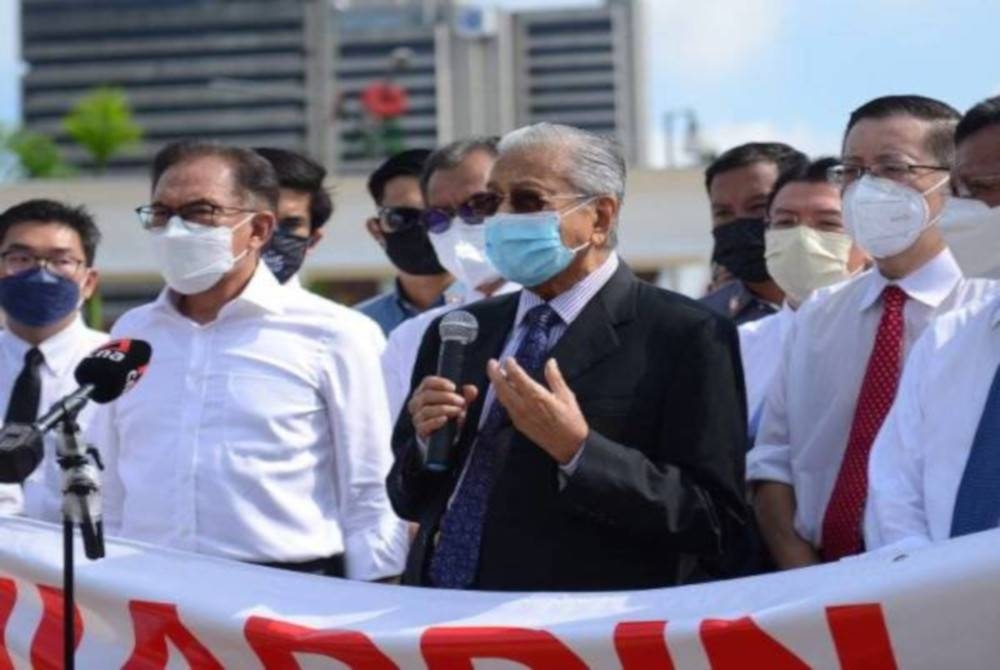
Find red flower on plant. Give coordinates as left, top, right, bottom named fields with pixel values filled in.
left=360, top=82, right=409, bottom=120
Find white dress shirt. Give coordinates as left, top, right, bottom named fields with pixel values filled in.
left=866, top=290, right=1000, bottom=551
left=747, top=248, right=995, bottom=547
left=738, top=304, right=795, bottom=432
left=381, top=280, right=520, bottom=423
left=87, top=263, right=407, bottom=580
left=0, top=317, right=108, bottom=519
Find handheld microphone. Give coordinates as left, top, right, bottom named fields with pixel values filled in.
left=0, top=339, right=152, bottom=483
left=425, top=310, right=478, bottom=472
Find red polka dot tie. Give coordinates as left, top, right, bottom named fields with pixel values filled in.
left=820, top=285, right=908, bottom=561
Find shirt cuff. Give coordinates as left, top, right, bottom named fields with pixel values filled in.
left=556, top=441, right=586, bottom=490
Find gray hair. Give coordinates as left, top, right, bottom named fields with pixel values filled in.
left=419, top=136, right=499, bottom=199
left=498, top=122, right=626, bottom=246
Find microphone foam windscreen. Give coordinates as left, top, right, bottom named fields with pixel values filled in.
left=74, top=339, right=153, bottom=403
left=439, top=310, right=479, bottom=345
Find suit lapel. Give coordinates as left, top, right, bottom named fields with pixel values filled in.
left=550, top=262, right=639, bottom=382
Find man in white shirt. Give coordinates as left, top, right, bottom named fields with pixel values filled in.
left=749, top=95, right=995, bottom=570
left=88, top=141, right=406, bottom=579
left=382, top=138, right=519, bottom=422
left=867, top=95, right=1000, bottom=551
left=740, top=157, right=868, bottom=435
left=0, top=199, right=108, bottom=519
left=255, top=147, right=333, bottom=289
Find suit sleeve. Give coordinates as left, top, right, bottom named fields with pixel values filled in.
left=385, top=316, right=449, bottom=522
left=559, top=314, right=748, bottom=557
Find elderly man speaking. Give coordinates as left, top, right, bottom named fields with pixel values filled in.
left=387, top=123, right=748, bottom=591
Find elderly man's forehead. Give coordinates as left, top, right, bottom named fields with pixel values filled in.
left=490, top=144, right=575, bottom=188
left=153, top=155, right=240, bottom=201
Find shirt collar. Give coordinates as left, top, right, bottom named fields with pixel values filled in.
left=155, top=261, right=286, bottom=320
left=1, top=314, right=90, bottom=376
left=514, top=252, right=620, bottom=328
left=857, top=247, right=962, bottom=312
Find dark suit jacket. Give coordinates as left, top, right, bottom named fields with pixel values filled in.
left=700, top=280, right=778, bottom=326
left=386, top=262, right=749, bottom=591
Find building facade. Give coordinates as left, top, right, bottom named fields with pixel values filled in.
left=20, top=0, right=647, bottom=174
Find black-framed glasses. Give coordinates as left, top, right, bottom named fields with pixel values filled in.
left=377, top=206, right=424, bottom=233
left=420, top=196, right=491, bottom=234
left=422, top=190, right=591, bottom=234
left=0, top=249, right=85, bottom=278
left=955, top=173, right=1000, bottom=199
left=135, top=202, right=258, bottom=230
left=827, top=161, right=949, bottom=186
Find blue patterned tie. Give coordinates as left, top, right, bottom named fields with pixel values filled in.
left=429, top=304, right=561, bottom=588
left=950, top=362, right=1000, bottom=537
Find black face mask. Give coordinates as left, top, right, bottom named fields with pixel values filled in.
left=384, top=226, right=447, bottom=276
left=262, top=228, right=310, bottom=284
left=711, top=217, right=770, bottom=284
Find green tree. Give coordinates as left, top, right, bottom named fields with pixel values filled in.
left=63, top=87, right=142, bottom=172
left=0, top=126, right=73, bottom=178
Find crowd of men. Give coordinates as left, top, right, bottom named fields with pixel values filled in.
left=0, top=91, right=998, bottom=592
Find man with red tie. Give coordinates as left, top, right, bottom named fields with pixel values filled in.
left=748, top=95, right=995, bottom=569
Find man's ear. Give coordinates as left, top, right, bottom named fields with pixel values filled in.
left=249, top=212, right=276, bottom=251
left=79, top=267, right=99, bottom=301
left=366, top=218, right=387, bottom=248
left=307, top=228, right=324, bottom=253
left=590, top=195, right=617, bottom=247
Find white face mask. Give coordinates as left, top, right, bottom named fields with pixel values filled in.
left=428, top=218, right=501, bottom=291
left=150, top=215, right=251, bottom=295
left=843, top=174, right=948, bottom=259
left=939, top=196, right=1000, bottom=278
left=765, top=226, right=854, bottom=306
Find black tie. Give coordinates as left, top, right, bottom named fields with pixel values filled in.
left=5, top=347, right=44, bottom=426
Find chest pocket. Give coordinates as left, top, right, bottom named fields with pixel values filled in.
left=222, top=373, right=324, bottom=447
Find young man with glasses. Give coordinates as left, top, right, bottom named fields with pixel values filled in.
left=89, top=141, right=407, bottom=580
left=356, top=149, right=456, bottom=336
left=0, top=199, right=108, bottom=519
left=380, top=137, right=520, bottom=421
left=748, top=95, right=995, bottom=569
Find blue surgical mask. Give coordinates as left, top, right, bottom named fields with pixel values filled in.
left=484, top=201, right=591, bottom=288
left=0, top=267, right=81, bottom=327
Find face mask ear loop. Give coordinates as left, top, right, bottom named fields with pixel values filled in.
left=558, top=196, right=601, bottom=255
left=923, top=174, right=952, bottom=228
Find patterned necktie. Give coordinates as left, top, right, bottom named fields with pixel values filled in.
left=429, top=304, right=561, bottom=588
left=821, top=285, right=908, bottom=561
left=5, top=347, right=45, bottom=426
left=950, top=362, right=1000, bottom=537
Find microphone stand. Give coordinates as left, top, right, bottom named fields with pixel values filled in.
left=55, top=412, right=104, bottom=670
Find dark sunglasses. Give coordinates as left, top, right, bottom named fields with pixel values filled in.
left=378, top=207, right=424, bottom=233
left=421, top=190, right=587, bottom=234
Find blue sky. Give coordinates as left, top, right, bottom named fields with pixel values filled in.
left=2, top=0, right=998, bottom=166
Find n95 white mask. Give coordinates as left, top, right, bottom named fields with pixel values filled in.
left=843, top=174, right=948, bottom=259
left=428, top=218, right=501, bottom=291
left=765, top=226, right=854, bottom=306
left=150, top=215, right=251, bottom=295
left=939, top=196, right=1000, bottom=278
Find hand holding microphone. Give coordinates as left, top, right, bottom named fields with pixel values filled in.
left=407, top=311, right=479, bottom=472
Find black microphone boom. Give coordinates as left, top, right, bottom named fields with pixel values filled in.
left=0, top=339, right=152, bottom=484
left=425, top=311, right=479, bottom=472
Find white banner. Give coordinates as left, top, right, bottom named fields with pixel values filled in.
left=1, top=517, right=999, bottom=669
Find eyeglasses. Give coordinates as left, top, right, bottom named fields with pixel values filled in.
left=827, top=161, right=949, bottom=186
left=0, top=249, right=85, bottom=278
left=419, top=195, right=494, bottom=234
left=377, top=207, right=424, bottom=233
left=955, top=173, right=1000, bottom=200
left=422, top=190, right=591, bottom=234
left=135, top=202, right=258, bottom=230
